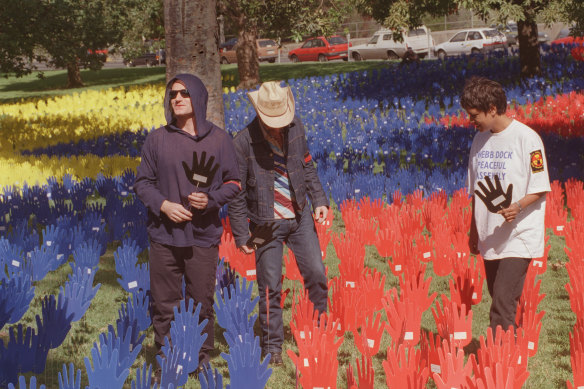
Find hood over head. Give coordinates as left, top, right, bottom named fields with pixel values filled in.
left=164, top=73, right=214, bottom=138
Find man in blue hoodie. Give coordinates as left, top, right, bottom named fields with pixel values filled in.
left=134, top=74, right=241, bottom=378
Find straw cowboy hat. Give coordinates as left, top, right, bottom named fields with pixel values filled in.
left=248, top=81, right=295, bottom=128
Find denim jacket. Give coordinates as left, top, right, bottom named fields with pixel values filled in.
left=228, top=116, right=329, bottom=247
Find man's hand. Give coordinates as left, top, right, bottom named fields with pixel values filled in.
left=498, top=202, right=521, bottom=223
left=238, top=245, right=255, bottom=254
left=314, top=206, right=328, bottom=224
left=160, top=200, right=192, bottom=223
left=188, top=192, right=209, bottom=210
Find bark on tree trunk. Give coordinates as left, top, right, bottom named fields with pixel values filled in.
left=236, top=26, right=260, bottom=90
left=164, top=0, right=224, bottom=128
left=517, top=18, right=541, bottom=78
left=66, top=61, right=83, bottom=88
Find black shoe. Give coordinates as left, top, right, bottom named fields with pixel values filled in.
left=269, top=352, right=283, bottom=366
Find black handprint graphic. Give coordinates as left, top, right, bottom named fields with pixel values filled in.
left=246, top=222, right=277, bottom=250
left=475, top=175, right=513, bottom=213
left=182, top=151, right=219, bottom=189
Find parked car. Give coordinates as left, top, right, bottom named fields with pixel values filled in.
left=351, top=26, right=434, bottom=61
left=496, top=23, right=549, bottom=46
left=219, top=38, right=279, bottom=64
left=288, top=36, right=351, bottom=62
left=124, top=50, right=165, bottom=67
left=434, top=28, right=507, bottom=60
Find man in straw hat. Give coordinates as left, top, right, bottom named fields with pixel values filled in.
left=228, top=81, right=329, bottom=366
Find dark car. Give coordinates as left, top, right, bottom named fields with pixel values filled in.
left=288, top=36, right=351, bottom=62
left=497, top=23, right=549, bottom=46
left=124, top=50, right=166, bottom=67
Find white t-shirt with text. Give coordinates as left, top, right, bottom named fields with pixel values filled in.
left=467, top=120, right=551, bottom=260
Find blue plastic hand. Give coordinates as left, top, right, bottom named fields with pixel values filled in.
left=214, top=278, right=258, bottom=339
left=131, top=362, right=158, bottom=389
left=161, top=299, right=208, bottom=375
left=215, top=258, right=236, bottom=300
left=117, top=262, right=150, bottom=294
left=7, top=375, right=46, bottom=389
left=72, top=240, right=101, bottom=271
left=222, top=309, right=257, bottom=349
left=6, top=273, right=35, bottom=325
left=0, top=238, right=24, bottom=281
left=104, top=322, right=143, bottom=375
left=58, top=363, right=81, bottom=389
left=27, top=245, right=55, bottom=282
left=67, top=266, right=101, bottom=309
left=6, top=324, right=38, bottom=373
left=59, top=279, right=93, bottom=323
left=35, top=294, right=73, bottom=350
left=114, top=241, right=139, bottom=277
left=84, top=343, right=130, bottom=389
left=221, top=335, right=272, bottom=389
left=118, top=289, right=151, bottom=333
left=156, top=346, right=187, bottom=388
left=41, top=224, right=67, bottom=267
left=0, top=339, right=19, bottom=387
left=199, top=363, right=224, bottom=389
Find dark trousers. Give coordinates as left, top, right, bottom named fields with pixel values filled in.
left=149, top=240, right=218, bottom=366
left=484, top=257, right=531, bottom=333
left=254, top=206, right=328, bottom=353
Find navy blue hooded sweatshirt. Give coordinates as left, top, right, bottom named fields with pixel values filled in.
left=134, top=74, right=241, bottom=247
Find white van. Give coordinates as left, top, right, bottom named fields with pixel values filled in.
left=350, top=26, right=435, bottom=61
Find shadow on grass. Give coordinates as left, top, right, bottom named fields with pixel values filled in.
left=0, top=67, right=166, bottom=102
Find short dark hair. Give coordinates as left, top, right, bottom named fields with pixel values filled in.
left=460, top=76, right=507, bottom=114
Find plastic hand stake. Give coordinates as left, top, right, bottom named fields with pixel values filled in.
left=182, top=151, right=219, bottom=188
left=84, top=344, right=130, bottom=389
left=199, top=363, right=224, bottom=389
left=7, top=273, right=34, bottom=325
left=157, top=346, right=188, bottom=389
left=104, top=322, right=143, bottom=376
left=246, top=222, right=277, bottom=250
left=215, top=257, right=237, bottom=299
left=475, top=175, right=513, bottom=213
left=221, top=334, right=272, bottom=389
left=6, top=324, right=38, bottom=373
left=35, top=294, right=73, bottom=350
left=118, top=290, right=151, bottom=333
left=162, top=299, right=208, bottom=375
left=131, top=362, right=157, bottom=389
left=58, top=363, right=81, bottom=389
left=7, top=375, right=46, bottom=389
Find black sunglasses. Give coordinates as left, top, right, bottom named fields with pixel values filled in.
left=169, top=89, right=190, bottom=99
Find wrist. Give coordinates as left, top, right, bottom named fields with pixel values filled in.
left=515, top=201, right=523, bottom=213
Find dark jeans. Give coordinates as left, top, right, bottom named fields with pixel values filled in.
left=149, top=240, right=218, bottom=366
left=254, top=206, right=328, bottom=353
left=484, top=257, right=531, bottom=333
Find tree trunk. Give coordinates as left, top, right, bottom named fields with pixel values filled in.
left=517, top=18, right=541, bottom=78
left=164, top=0, right=224, bottom=128
left=66, top=61, right=83, bottom=88
left=236, top=25, right=260, bottom=90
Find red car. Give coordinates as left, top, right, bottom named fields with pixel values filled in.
left=288, top=36, right=351, bottom=62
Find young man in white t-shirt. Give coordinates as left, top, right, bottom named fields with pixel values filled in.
left=462, top=76, right=551, bottom=333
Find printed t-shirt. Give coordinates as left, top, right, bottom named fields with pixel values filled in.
left=467, top=119, right=551, bottom=260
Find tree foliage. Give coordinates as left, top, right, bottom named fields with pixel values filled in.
left=218, top=0, right=354, bottom=89
left=0, top=0, right=163, bottom=87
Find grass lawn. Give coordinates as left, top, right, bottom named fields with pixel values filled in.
left=0, top=60, right=395, bottom=102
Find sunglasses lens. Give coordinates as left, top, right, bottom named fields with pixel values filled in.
left=170, top=89, right=189, bottom=99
